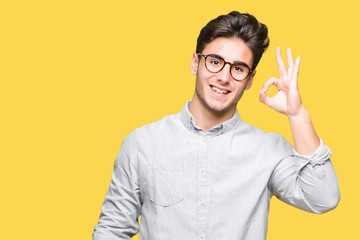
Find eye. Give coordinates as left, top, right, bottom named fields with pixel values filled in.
left=207, top=56, right=223, bottom=66
left=210, top=60, right=221, bottom=65
left=233, top=65, right=245, bottom=72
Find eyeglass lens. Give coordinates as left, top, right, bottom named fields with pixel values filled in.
left=205, top=55, right=250, bottom=81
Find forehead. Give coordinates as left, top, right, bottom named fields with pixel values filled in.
left=202, top=37, right=253, bottom=66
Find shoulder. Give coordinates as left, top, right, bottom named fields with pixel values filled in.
left=235, top=121, right=294, bottom=157
left=134, top=112, right=180, bottom=135
left=115, top=112, right=180, bottom=163
left=122, top=112, right=180, bottom=145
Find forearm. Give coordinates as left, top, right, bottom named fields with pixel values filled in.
left=288, top=105, right=320, bottom=155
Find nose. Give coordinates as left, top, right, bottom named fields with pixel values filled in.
left=217, top=62, right=232, bottom=83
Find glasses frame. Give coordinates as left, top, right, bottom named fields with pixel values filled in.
left=197, top=53, right=253, bottom=81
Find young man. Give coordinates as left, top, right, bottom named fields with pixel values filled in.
left=93, top=11, right=340, bottom=240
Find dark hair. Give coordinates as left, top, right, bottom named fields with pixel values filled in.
left=196, top=11, right=269, bottom=70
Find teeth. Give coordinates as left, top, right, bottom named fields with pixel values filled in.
left=212, top=86, right=228, bottom=94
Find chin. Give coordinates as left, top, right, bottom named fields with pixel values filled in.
left=196, top=89, right=237, bottom=115
left=206, top=101, right=234, bottom=114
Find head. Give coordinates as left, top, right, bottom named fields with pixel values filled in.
left=196, top=11, right=269, bottom=72
left=190, top=11, right=269, bottom=116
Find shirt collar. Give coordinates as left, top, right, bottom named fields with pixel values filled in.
left=179, top=101, right=241, bottom=136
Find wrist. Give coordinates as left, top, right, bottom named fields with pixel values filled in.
left=287, top=104, right=307, bottom=119
left=287, top=104, right=320, bottom=155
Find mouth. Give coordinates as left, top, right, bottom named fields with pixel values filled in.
left=210, top=85, right=230, bottom=95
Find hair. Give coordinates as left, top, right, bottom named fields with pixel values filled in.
left=196, top=11, right=269, bottom=70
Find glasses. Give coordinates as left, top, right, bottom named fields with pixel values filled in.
left=198, top=53, right=253, bottom=81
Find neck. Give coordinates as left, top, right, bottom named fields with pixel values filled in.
left=189, top=97, right=236, bottom=132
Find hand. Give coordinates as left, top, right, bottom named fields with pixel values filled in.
left=259, top=47, right=303, bottom=116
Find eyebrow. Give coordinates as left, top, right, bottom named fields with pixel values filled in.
left=208, top=53, right=251, bottom=69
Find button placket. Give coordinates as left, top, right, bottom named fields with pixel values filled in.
left=197, top=134, right=208, bottom=240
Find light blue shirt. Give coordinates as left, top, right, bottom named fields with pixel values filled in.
left=93, top=101, right=340, bottom=240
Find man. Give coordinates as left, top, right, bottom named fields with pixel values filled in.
left=93, top=11, right=340, bottom=240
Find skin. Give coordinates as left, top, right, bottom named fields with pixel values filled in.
left=190, top=37, right=320, bottom=155
left=189, top=37, right=256, bottom=131
left=259, top=47, right=320, bottom=155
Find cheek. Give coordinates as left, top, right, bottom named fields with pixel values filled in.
left=198, top=64, right=214, bottom=79
left=195, top=75, right=206, bottom=95
left=196, top=71, right=211, bottom=88
left=233, top=83, right=247, bottom=97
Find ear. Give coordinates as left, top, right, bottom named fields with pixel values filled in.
left=245, top=70, right=256, bottom=90
left=190, top=52, right=199, bottom=75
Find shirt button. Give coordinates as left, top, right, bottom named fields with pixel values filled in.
left=200, top=232, right=205, bottom=238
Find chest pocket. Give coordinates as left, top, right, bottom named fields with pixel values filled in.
left=148, top=165, right=184, bottom=207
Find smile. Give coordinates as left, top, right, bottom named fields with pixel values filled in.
left=211, top=85, right=229, bottom=94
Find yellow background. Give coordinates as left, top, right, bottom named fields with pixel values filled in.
left=1, top=0, right=359, bottom=239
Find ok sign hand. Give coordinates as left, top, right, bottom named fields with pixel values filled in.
left=259, top=47, right=303, bottom=116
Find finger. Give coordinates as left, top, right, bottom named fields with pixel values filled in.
left=276, top=47, right=287, bottom=79
left=259, top=88, right=272, bottom=106
left=291, top=56, right=301, bottom=83
left=262, top=77, right=279, bottom=92
left=287, top=48, right=294, bottom=73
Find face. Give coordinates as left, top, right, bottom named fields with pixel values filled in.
left=190, top=37, right=256, bottom=115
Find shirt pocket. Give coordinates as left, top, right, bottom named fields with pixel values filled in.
left=148, top=165, right=184, bottom=207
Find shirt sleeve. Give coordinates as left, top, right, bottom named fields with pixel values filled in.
left=93, top=132, right=141, bottom=240
left=269, top=137, right=340, bottom=214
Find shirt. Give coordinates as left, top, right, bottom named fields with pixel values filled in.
left=92, top=101, right=340, bottom=240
